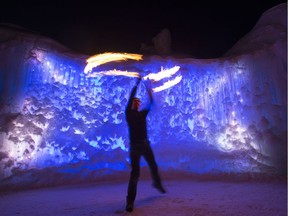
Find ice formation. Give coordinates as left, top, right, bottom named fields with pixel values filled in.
left=0, top=3, right=286, bottom=189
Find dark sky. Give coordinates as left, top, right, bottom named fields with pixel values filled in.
left=0, top=0, right=286, bottom=58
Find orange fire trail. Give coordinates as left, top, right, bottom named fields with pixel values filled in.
left=153, top=76, right=183, bottom=93
left=84, top=52, right=143, bottom=74
left=143, top=66, right=180, bottom=82
left=86, top=69, right=140, bottom=78
left=84, top=52, right=183, bottom=92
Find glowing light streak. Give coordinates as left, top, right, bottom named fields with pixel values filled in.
left=87, top=69, right=140, bottom=78
left=84, top=53, right=182, bottom=92
left=153, top=76, right=182, bottom=93
left=143, top=66, right=180, bottom=82
left=84, top=52, right=143, bottom=73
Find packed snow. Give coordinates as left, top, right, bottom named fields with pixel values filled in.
left=0, top=176, right=286, bottom=216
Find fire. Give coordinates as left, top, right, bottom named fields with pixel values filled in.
left=84, top=52, right=143, bottom=74
left=86, top=69, right=140, bottom=78
left=84, top=52, right=182, bottom=92
left=153, top=76, right=183, bottom=93
left=143, top=66, right=180, bottom=82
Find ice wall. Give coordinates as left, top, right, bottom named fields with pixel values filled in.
left=0, top=4, right=286, bottom=189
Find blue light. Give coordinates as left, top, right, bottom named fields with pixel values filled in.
left=0, top=49, right=286, bottom=186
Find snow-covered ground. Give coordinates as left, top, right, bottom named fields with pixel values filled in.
left=0, top=177, right=286, bottom=216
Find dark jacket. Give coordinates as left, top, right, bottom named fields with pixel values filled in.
left=125, top=83, right=153, bottom=143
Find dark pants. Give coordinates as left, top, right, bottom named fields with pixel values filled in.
left=126, top=141, right=161, bottom=202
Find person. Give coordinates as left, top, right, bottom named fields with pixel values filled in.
left=125, top=76, right=166, bottom=212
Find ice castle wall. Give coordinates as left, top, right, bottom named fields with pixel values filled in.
left=0, top=4, right=286, bottom=189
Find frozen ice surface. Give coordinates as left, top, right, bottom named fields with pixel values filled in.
left=0, top=3, right=286, bottom=190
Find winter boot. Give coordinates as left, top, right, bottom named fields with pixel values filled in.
left=152, top=182, right=166, bottom=194
left=126, top=198, right=134, bottom=212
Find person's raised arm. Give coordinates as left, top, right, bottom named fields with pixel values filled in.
left=126, top=76, right=141, bottom=111
left=144, top=79, right=154, bottom=108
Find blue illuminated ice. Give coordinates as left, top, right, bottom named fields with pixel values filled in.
left=0, top=3, right=286, bottom=189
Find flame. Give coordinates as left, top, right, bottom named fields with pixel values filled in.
left=86, top=69, right=140, bottom=78
left=84, top=52, right=182, bottom=92
left=143, top=66, right=180, bottom=82
left=84, top=52, right=143, bottom=73
left=153, top=76, right=182, bottom=93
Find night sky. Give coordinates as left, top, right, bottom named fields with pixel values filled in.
left=0, top=0, right=286, bottom=58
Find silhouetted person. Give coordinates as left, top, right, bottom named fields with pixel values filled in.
left=125, top=76, right=166, bottom=212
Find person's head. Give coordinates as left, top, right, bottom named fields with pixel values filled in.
left=132, top=97, right=140, bottom=110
